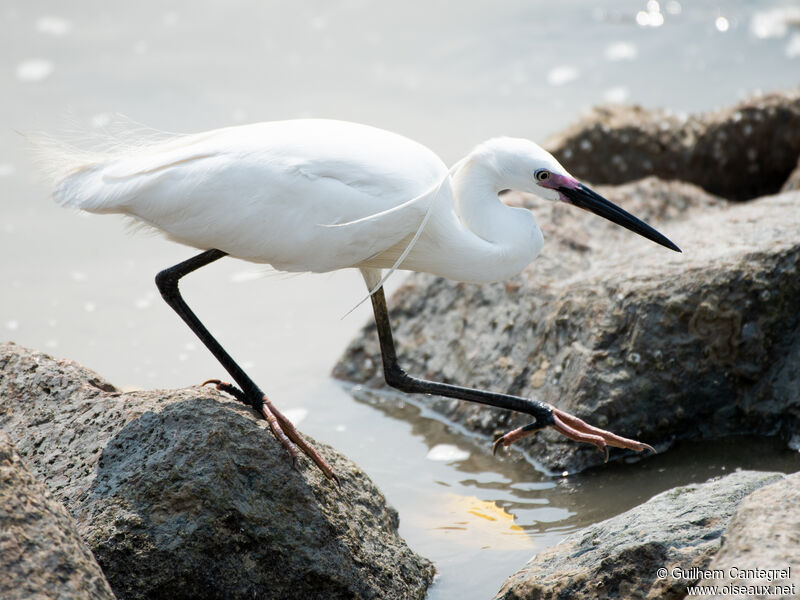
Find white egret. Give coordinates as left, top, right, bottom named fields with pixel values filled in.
left=44, top=119, right=679, bottom=480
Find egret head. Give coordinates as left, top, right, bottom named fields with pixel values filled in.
left=483, top=137, right=681, bottom=253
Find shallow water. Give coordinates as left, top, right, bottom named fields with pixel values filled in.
left=3, top=1, right=800, bottom=598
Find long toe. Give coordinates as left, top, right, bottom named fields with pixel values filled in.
left=265, top=397, right=339, bottom=483
left=259, top=401, right=301, bottom=465
left=203, top=379, right=337, bottom=480
left=492, top=423, right=543, bottom=455
left=552, top=407, right=655, bottom=458
left=492, top=407, right=653, bottom=463
left=202, top=378, right=248, bottom=404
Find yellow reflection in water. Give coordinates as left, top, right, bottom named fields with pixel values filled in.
left=424, top=494, right=533, bottom=550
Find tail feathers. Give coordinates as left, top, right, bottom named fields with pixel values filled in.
left=55, top=164, right=121, bottom=213
left=29, top=134, right=113, bottom=211
left=29, top=117, right=180, bottom=213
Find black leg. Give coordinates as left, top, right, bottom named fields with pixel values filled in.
left=367, top=286, right=655, bottom=458
left=367, top=285, right=554, bottom=426
left=155, top=249, right=338, bottom=480
left=155, top=249, right=264, bottom=410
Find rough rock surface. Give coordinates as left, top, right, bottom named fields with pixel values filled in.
left=700, top=472, right=800, bottom=599
left=544, top=90, right=800, bottom=201
left=0, top=431, right=116, bottom=600
left=493, top=470, right=783, bottom=600
left=334, top=182, right=800, bottom=473
left=0, top=342, right=434, bottom=600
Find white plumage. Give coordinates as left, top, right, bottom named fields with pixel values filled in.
left=47, top=119, right=559, bottom=284
left=41, top=118, right=678, bottom=475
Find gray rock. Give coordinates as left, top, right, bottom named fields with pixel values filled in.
left=699, top=472, right=800, bottom=599
left=492, top=470, right=783, bottom=600
left=0, top=342, right=434, bottom=600
left=334, top=182, right=800, bottom=473
left=0, top=430, right=115, bottom=600
left=544, top=90, right=800, bottom=201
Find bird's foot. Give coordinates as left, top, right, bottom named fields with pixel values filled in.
left=493, top=406, right=655, bottom=462
left=202, top=379, right=339, bottom=483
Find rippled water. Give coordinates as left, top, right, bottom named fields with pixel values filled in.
left=3, top=2, right=800, bottom=598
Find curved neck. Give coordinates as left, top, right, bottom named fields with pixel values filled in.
left=438, top=157, right=542, bottom=282
left=451, top=158, right=510, bottom=243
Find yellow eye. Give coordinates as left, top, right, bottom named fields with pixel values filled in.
left=535, top=170, right=550, bottom=182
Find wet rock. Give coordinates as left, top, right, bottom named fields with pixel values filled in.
left=0, top=431, right=116, bottom=600
left=334, top=181, right=800, bottom=473
left=492, top=470, right=784, bottom=600
left=545, top=90, right=800, bottom=201
left=0, top=342, right=434, bottom=600
left=698, top=472, right=800, bottom=599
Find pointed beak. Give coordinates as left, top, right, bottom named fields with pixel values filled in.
left=559, top=182, right=681, bottom=252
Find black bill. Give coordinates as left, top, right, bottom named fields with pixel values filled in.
left=560, top=183, right=681, bottom=252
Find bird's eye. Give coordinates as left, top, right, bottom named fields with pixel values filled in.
left=535, top=170, right=550, bottom=182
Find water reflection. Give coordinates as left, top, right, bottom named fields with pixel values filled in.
left=343, top=382, right=799, bottom=598
left=4, top=1, right=800, bottom=599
